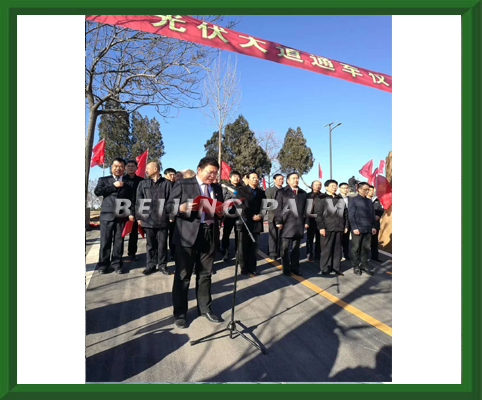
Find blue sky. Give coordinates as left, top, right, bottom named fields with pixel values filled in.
left=88, top=15, right=392, bottom=187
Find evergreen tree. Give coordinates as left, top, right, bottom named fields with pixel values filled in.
left=97, top=100, right=131, bottom=167
left=278, top=127, right=314, bottom=187
left=131, top=112, right=165, bottom=169
left=204, top=115, right=270, bottom=180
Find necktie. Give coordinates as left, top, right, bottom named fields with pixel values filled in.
left=293, top=188, right=297, bottom=195
left=203, top=184, right=214, bottom=225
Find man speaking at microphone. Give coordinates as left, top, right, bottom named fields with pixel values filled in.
left=165, top=157, right=224, bottom=329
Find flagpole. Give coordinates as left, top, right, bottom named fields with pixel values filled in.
left=103, top=161, right=105, bottom=177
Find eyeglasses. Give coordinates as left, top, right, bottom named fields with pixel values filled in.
left=203, top=170, right=218, bottom=176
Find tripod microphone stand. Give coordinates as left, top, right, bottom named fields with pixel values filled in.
left=190, top=212, right=267, bottom=355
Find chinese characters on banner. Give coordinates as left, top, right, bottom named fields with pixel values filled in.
left=86, top=15, right=392, bottom=93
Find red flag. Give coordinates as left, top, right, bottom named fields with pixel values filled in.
left=220, top=161, right=231, bottom=180
left=90, top=139, right=105, bottom=167
left=379, top=159, right=385, bottom=175
left=359, top=159, right=373, bottom=179
left=376, top=175, right=392, bottom=209
left=121, top=220, right=133, bottom=237
left=262, top=177, right=267, bottom=190
left=135, top=149, right=148, bottom=178
left=86, top=15, right=391, bottom=93
left=368, top=168, right=379, bottom=186
left=318, top=162, right=322, bottom=179
left=138, top=224, right=145, bottom=239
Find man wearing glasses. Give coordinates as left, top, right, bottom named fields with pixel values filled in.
left=348, top=182, right=377, bottom=276
left=165, top=157, right=224, bottom=329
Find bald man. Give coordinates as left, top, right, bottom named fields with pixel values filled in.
left=136, top=162, right=172, bottom=275
left=305, top=180, right=323, bottom=262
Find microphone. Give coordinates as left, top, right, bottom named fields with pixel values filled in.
left=221, top=183, right=238, bottom=195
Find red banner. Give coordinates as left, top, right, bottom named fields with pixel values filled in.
left=135, top=149, right=148, bottom=178
left=86, top=15, right=392, bottom=93
left=220, top=160, right=231, bottom=180
left=378, top=159, right=386, bottom=175
left=262, top=177, right=267, bottom=190
left=318, top=162, right=322, bottom=179
left=359, top=159, right=373, bottom=179
left=90, top=139, right=105, bottom=167
left=377, top=175, right=392, bottom=209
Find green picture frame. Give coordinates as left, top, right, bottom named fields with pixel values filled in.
left=1, top=0, right=480, bottom=397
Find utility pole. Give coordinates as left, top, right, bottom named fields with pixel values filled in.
left=323, top=122, right=342, bottom=179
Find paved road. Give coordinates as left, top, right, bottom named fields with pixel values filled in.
left=85, top=228, right=392, bottom=383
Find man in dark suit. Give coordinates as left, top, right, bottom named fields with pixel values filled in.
left=124, top=159, right=145, bottom=261
left=315, top=180, right=349, bottom=277
left=305, top=180, right=322, bottom=262
left=367, top=185, right=384, bottom=262
left=339, top=182, right=351, bottom=260
left=274, top=172, right=308, bottom=277
left=136, top=161, right=172, bottom=276
left=236, top=171, right=266, bottom=276
left=165, top=157, right=224, bottom=329
left=94, top=158, right=135, bottom=274
left=348, top=182, right=377, bottom=276
left=221, top=170, right=243, bottom=261
left=265, top=173, right=284, bottom=259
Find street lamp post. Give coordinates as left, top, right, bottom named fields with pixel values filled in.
left=323, top=122, right=342, bottom=179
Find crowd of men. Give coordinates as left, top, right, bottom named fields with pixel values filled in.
left=93, top=156, right=384, bottom=329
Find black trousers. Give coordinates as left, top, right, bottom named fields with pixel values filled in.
left=144, top=226, right=168, bottom=270
left=351, top=232, right=372, bottom=270
left=281, top=238, right=301, bottom=274
left=306, top=222, right=321, bottom=259
left=98, top=219, right=125, bottom=269
left=371, top=230, right=380, bottom=260
left=168, top=221, right=175, bottom=257
left=320, top=231, right=343, bottom=273
left=172, top=224, right=216, bottom=318
left=221, top=217, right=238, bottom=254
left=342, top=229, right=351, bottom=259
left=268, top=221, right=281, bottom=257
left=239, top=230, right=259, bottom=274
left=127, top=220, right=139, bottom=256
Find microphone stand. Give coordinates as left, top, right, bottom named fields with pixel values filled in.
left=190, top=191, right=267, bottom=354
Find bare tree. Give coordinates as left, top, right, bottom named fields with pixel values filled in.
left=202, top=54, right=241, bottom=174
left=87, top=179, right=102, bottom=209
left=85, top=16, right=238, bottom=200
left=257, top=129, right=282, bottom=187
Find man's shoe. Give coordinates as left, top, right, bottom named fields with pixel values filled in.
left=223, top=251, right=229, bottom=261
left=241, top=271, right=249, bottom=276
left=307, top=256, right=314, bottom=262
left=142, top=267, right=156, bottom=275
left=318, top=271, right=330, bottom=276
left=174, top=318, right=187, bottom=329
left=129, top=255, right=137, bottom=261
left=159, top=267, right=170, bottom=275
left=201, top=312, right=224, bottom=323
left=269, top=253, right=277, bottom=260
left=248, top=271, right=260, bottom=277
left=371, top=258, right=381, bottom=262
left=334, top=270, right=345, bottom=276
left=353, top=268, right=362, bottom=276
left=115, top=268, right=124, bottom=274
left=283, top=271, right=291, bottom=276
left=361, top=268, right=374, bottom=276
left=98, top=266, right=106, bottom=274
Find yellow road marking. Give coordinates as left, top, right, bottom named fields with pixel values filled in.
left=386, top=271, right=392, bottom=275
left=258, top=250, right=392, bottom=337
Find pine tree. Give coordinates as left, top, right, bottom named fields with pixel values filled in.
left=131, top=112, right=165, bottom=169
left=204, top=115, right=270, bottom=179
left=97, top=100, right=131, bottom=168
left=278, top=127, right=314, bottom=187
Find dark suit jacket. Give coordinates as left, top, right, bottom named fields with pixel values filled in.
left=274, top=185, right=308, bottom=239
left=348, top=194, right=376, bottom=234
left=314, top=193, right=349, bottom=232
left=136, top=177, right=172, bottom=228
left=165, top=176, right=224, bottom=247
left=236, top=185, right=266, bottom=233
left=94, top=176, right=134, bottom=222
left=305, top=191, right=323, bottom=227
left=265, top=185, right=282, bottom=223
